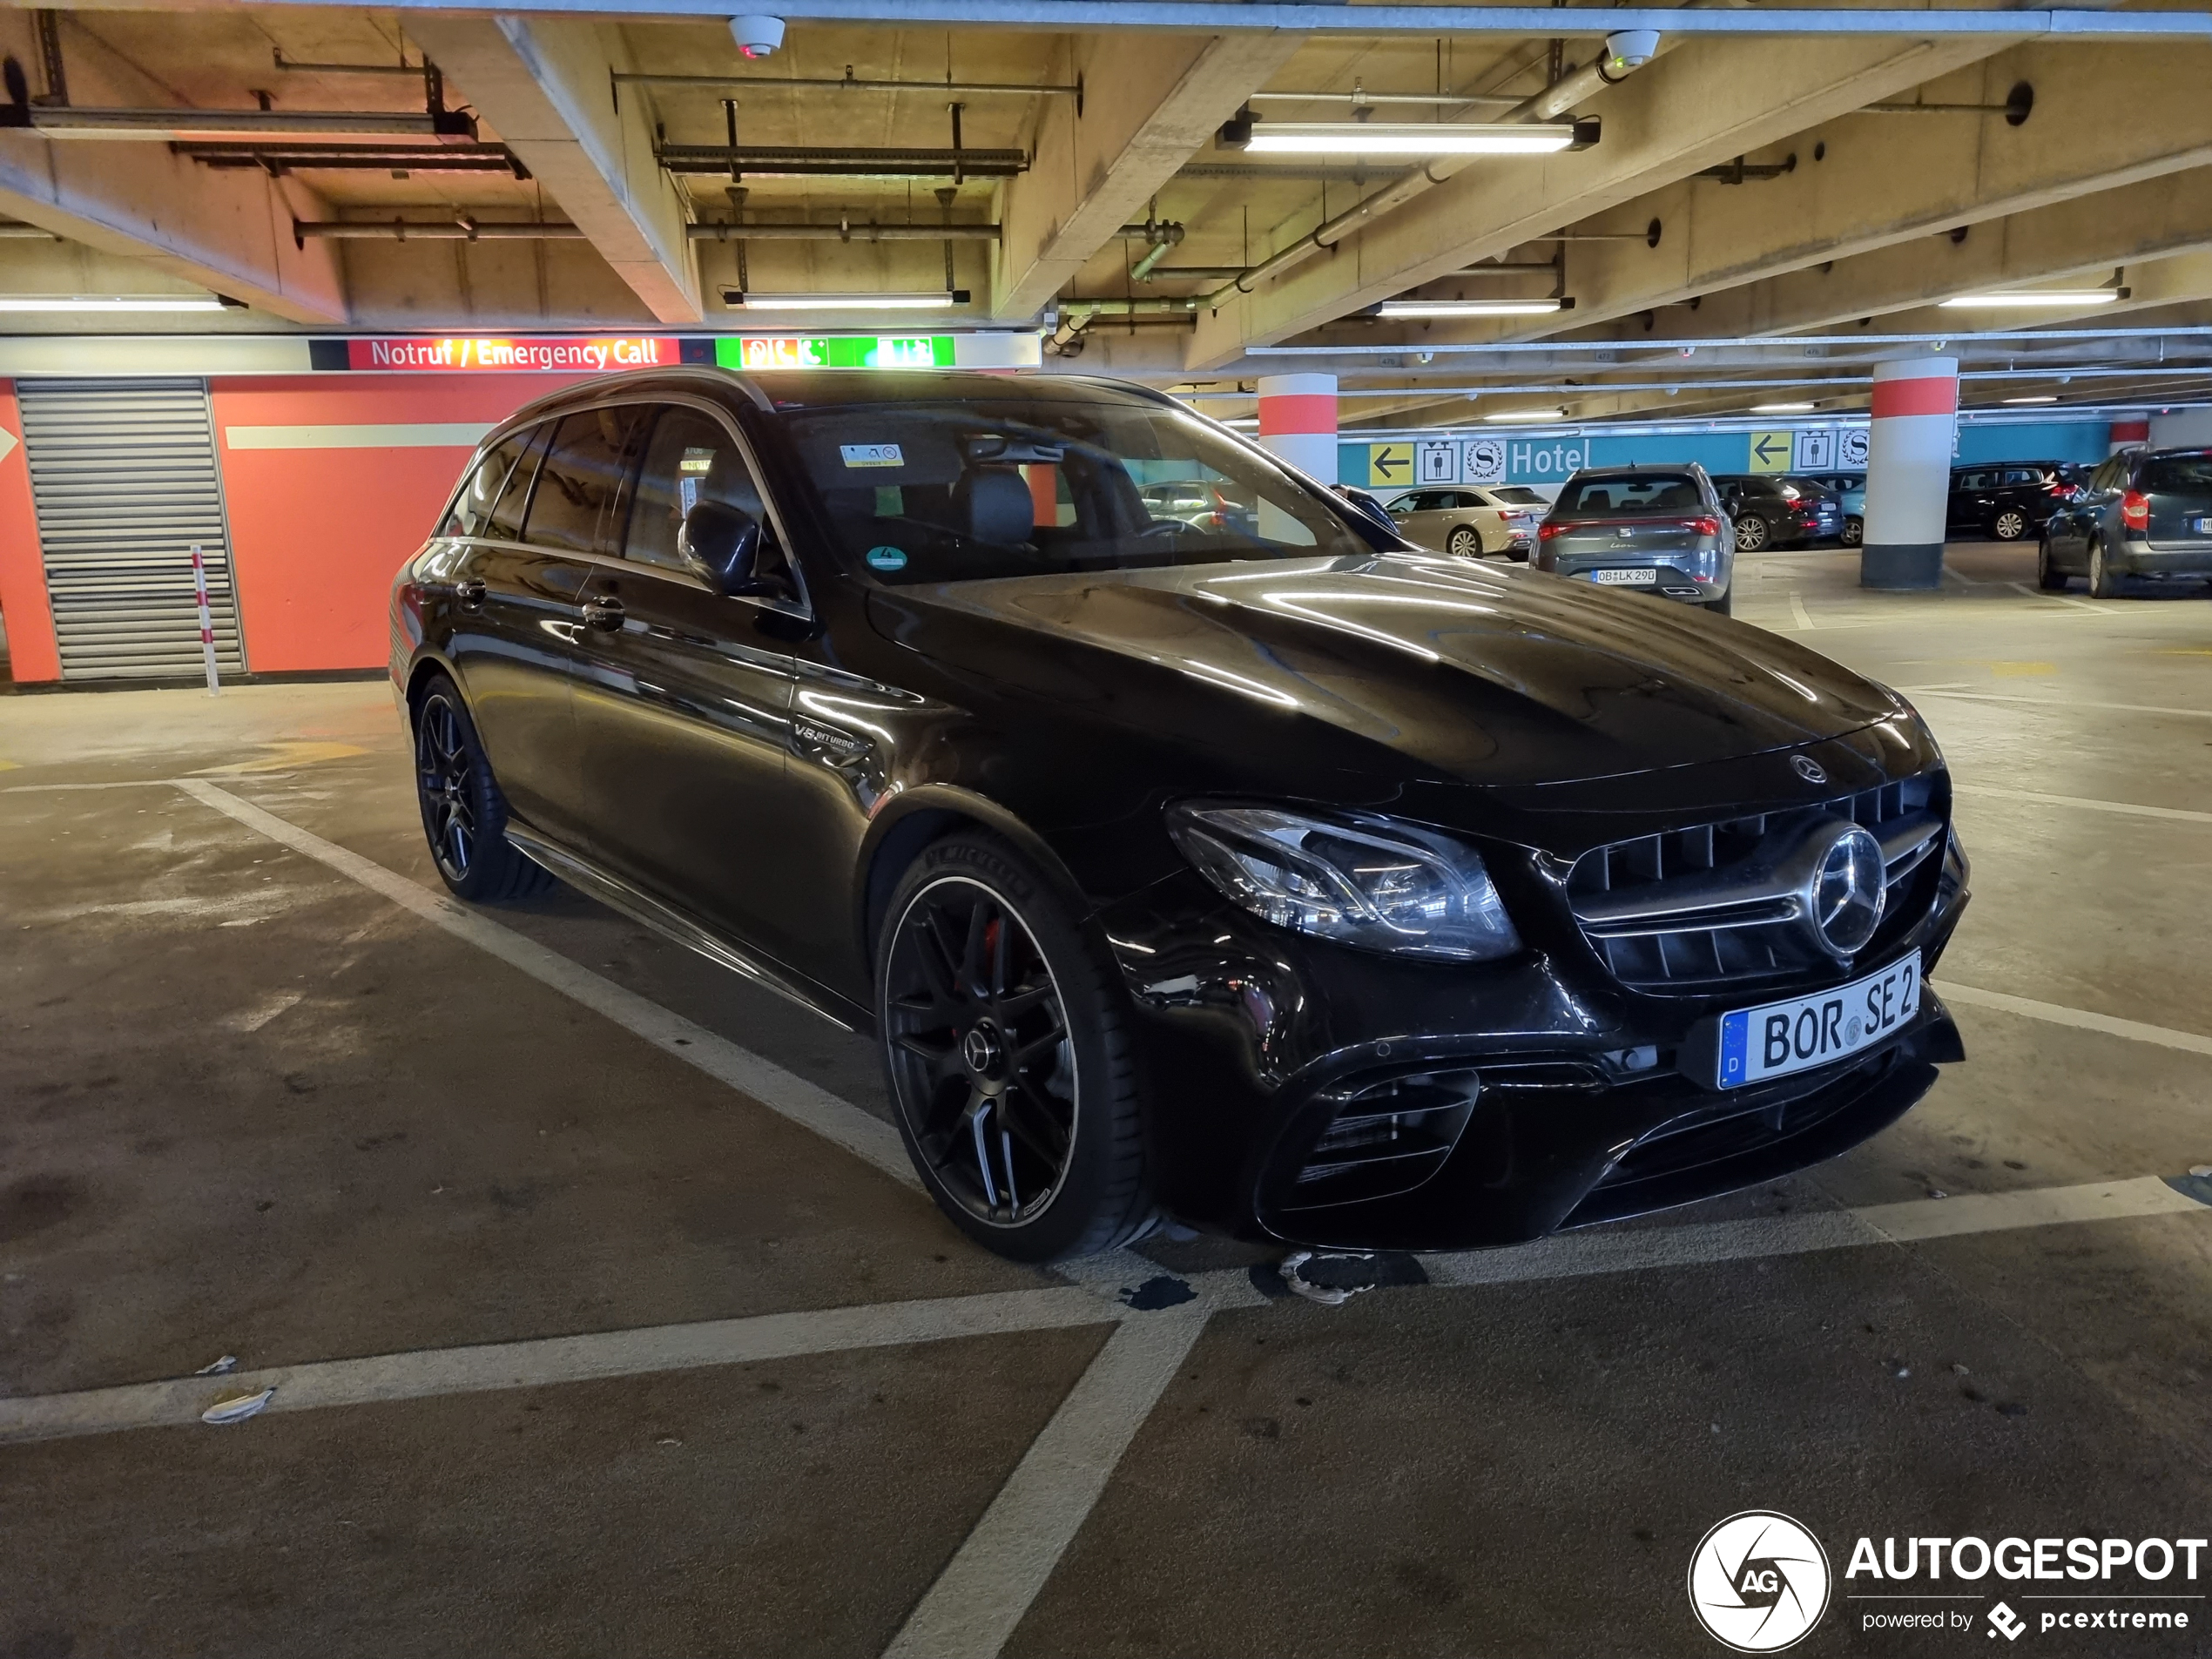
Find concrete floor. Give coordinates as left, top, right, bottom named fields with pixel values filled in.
left=4, top=541, right=2211, bottom=1657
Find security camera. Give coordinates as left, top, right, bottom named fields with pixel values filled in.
left=729, top=15, right=786, bottom=58
left=1602, top=29, right=1661, bottom=73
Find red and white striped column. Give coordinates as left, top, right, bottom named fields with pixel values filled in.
left=1861, top=356, right=1958, bottom=590
left=2107, top=412, right=2150, bottom=455
left=1256, top=374, right=1338, bottom=485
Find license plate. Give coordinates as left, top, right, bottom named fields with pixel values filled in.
left=2193, top=516, right=2212, bottom=535
left=1715, top=952, right=1921, bottom=1089
left=1590, top=567, right=1658, bottom=585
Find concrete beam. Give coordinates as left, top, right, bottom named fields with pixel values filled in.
left=0, top=12, right=345, bottom=322
left=1656, top=168, right=2212, bottom=339
left=1187, top=32, right=2006, bottom=368
left=1432, top=42, right=2212, bottom=350
left=406, top=17, right=701, bottom=324
left=994, top=31, right=1304, bottom=321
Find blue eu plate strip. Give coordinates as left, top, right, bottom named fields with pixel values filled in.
left=1718, top=1010, right=1749, bottom=1087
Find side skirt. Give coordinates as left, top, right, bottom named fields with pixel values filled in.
left=502, top=820, right=865, bottom=1034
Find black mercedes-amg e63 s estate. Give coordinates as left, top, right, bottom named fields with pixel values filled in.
left=390, top=368, right=1970, bottom=1263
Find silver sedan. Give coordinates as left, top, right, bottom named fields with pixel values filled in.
left=1385, top=485, right=1548, bottom=559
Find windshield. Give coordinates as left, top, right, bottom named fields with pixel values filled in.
left=776, top=391, right=1377, bottom=583
left=1553, top=474, right=1704, bottom=517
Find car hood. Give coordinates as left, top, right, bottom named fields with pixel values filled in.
left=865, top=553, right=1908, bottom=788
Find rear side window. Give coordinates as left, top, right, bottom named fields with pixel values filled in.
left=2137, top=455, right=2212, bottom=494
left=442, top=429, right=532, bottom=538
left=2090, top=455, right=2127, bottom=492
left=1555, top=475, right=1703, bottom=516
left=1488, top=486, right=1545, bottom=505
left=523, top=404, right=655, bottom=555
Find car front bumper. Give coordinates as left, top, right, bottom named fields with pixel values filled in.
left=1094, top=819, right=1967, bottom=1252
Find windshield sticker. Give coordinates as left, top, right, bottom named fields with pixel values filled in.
left=865, top=545, right=908, bottom=572
left=840, top=443, right=905, bottom=469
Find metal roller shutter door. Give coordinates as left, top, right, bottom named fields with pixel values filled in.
left=17, top=377, right=246, bottom=681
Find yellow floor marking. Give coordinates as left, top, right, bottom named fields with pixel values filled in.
left=187, top=740, right=367, bottom=776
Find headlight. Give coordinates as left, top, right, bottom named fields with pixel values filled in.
left=1165, top=804, right=1522, bottom=962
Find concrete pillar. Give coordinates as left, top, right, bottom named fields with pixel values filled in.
left=1859, top=356, right=1957, bottom=590
left=1256, top=374, right=1338, bottom=484
left=2108, top=413, right=2150, bottom=454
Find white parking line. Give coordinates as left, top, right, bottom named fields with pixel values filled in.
left=3, top=1177, right=2201, bottom=1451
left=1423, top=1175, right=2206, bottom=1285
left=2005, top=581, right=2118, bottom=615
left=0, top=1287, right=1109, bottom=1447
left=1932, top=981, right=2212, bottom=1059
left=884, top=1305, right=1217, bottom=1659
left=171, top=779, right=921, bottom=1191
left=1952, top=783, right=2212, bottom=826
left=1898, top=688, right=2212, bottom=721
left=1790, top=592, right=1818, bottom=630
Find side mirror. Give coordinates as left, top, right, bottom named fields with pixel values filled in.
left=679, top=500, right=781, bottom=597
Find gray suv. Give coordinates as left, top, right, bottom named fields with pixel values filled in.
left=1534, top=465, right=1735, bottom=614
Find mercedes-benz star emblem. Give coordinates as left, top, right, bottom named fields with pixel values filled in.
left=1805, top=822, right=1886, bottom=957
left=1791, top=755, right=1828, bottom=786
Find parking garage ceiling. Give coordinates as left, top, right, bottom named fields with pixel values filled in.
left=4, top=1, right=2212, bottom=424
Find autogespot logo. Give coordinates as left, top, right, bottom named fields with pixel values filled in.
left=1689, top=1511, right=1833, bottom=1653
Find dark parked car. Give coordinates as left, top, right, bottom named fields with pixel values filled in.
left=1947, top=461, right=2081, bottom=542
left=2038, top=447, right=2212, bottom=597
left=391, top=368, right=1968, bottom=1263
left=1710, top=474, right=1840, bottom=551
left=1330, top=482, right=1399, bottom=536
left=1794, top=472, right=1867, bottom=547
left=1534, top=465, right=1735, bottom=611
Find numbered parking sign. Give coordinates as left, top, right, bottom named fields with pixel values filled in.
left=1416, top=440, right=1460, bottom=485
left=1463, top=438, right=1507, bottom=484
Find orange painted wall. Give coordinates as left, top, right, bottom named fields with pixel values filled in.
left=0, top=379, right=60, bottom=684
left=212, top=374, right=591, bottom=673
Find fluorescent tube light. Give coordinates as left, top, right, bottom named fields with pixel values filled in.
left=1376, top=298, right=1567, bottom=318
left=1482, top=408, right=1567, bottom=422
left=1751, top=401, right=1816, bottom=413
left=1938, top=289, right=2122, bottom=308
left=0, top=293, right=228, bottom=312
left=2002, top=395, right=2061, bottom=405
left=722, top=289, right=970, bottom=310
left=1243, top=120, right=1591, bottom=157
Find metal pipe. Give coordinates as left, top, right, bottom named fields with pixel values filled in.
left=1250, top=324, right=2212, bottom=354
left=613, top=68, right=1079, bottom=97
left=272, top=51, right=429, bottom=78
left=729, top=3, right=2212, bottom=42
left=1060, top=297, right=1201, bottom=315
left=694, top=219, right=1001, bottom=240
left=179, top=143, right=525, bottom=175
left=656, top=144, right=1025, bottom=178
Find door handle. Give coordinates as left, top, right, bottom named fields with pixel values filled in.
left=455, top=577, right=486, bottom=611
left=582, top=597, right=626, bottom=633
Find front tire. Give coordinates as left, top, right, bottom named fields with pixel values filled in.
left=1993, top=507, right=2028, bottom=542
left=2036, top=535, right=2069, bottom=590
left=412, top=674, right=555, bottom=903
left=1735, top=514, right=1770, bottom=552
left=877, top=831, right=1153, bottom=1262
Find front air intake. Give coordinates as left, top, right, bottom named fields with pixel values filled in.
left=1285, top=1069, right=1482, bottom=1209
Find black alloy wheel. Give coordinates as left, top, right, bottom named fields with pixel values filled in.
left=2036, top=534, right=2069, bottom=590
left=1992, top=507, right=2028, bottom=541
left=878, top=832, right=1151, bottom=1260
left=1447, top=526, right=1482, bottom=558
left=412, top=673, right=553, bottom=902
left=1840, top=516, right=1864, bottom=548
left=1735, top=514, right=1770, bottom=552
